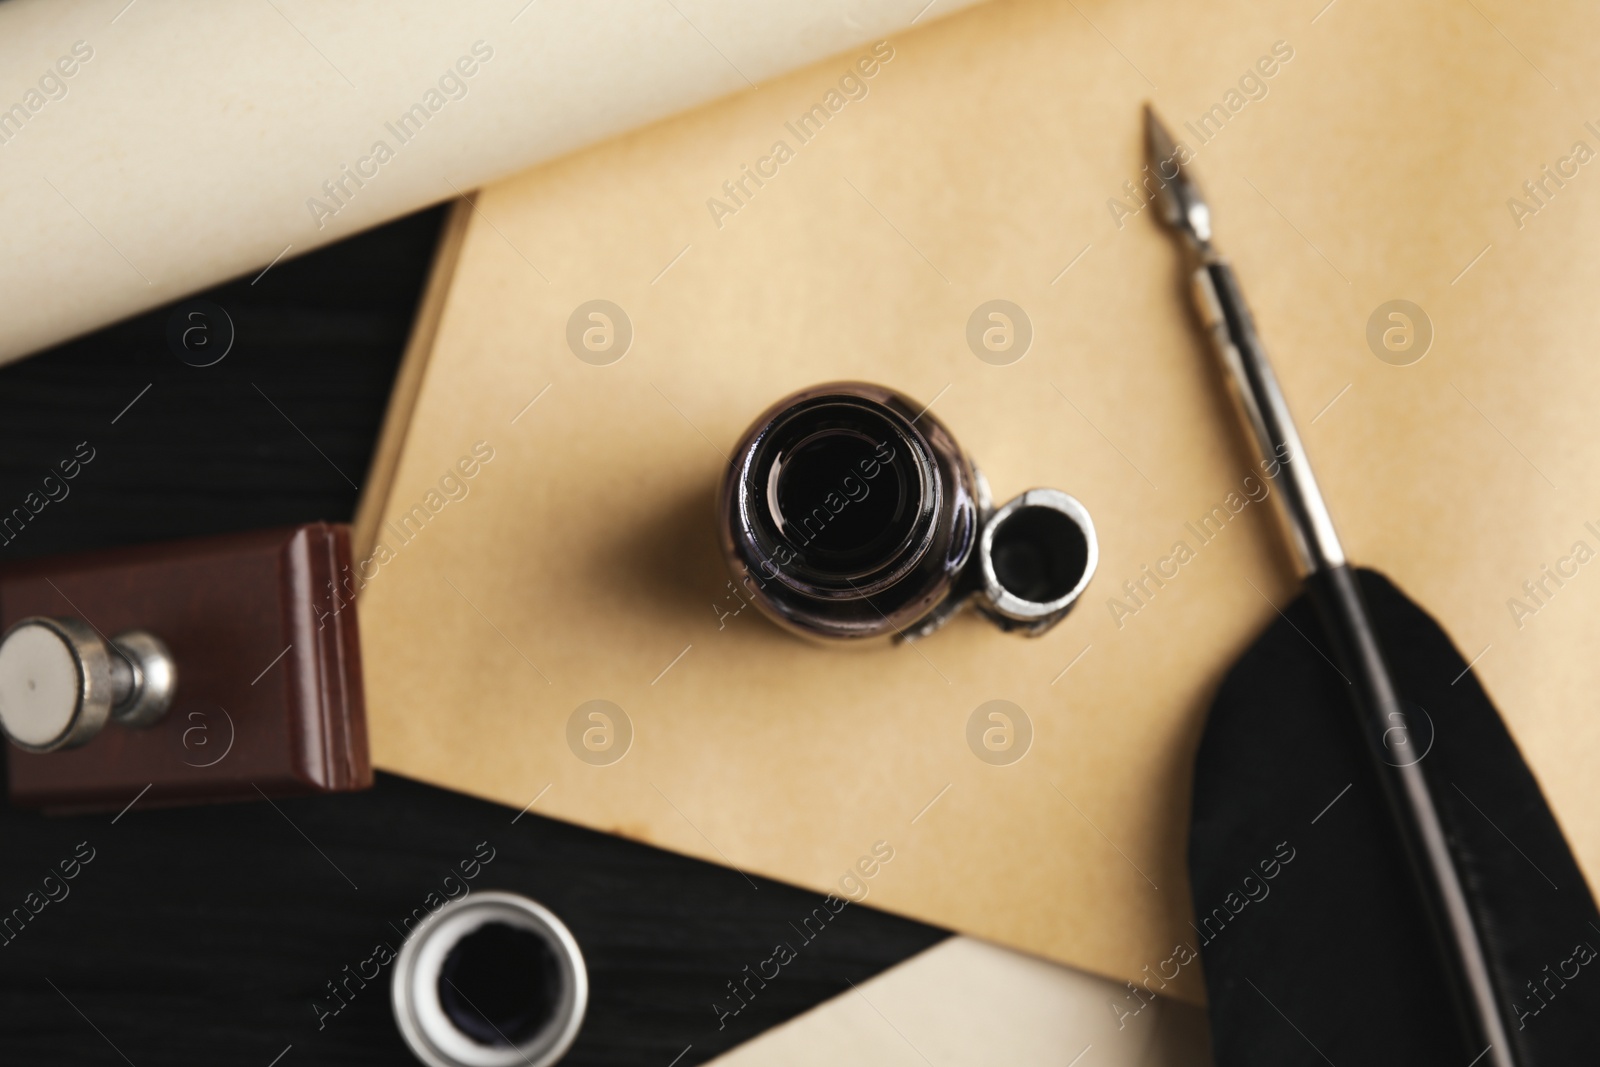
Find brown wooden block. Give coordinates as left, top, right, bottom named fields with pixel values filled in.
left=1, top=523, right=371, bottom=811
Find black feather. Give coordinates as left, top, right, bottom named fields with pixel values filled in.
left=1190, top=568, right=1600, bottom=1064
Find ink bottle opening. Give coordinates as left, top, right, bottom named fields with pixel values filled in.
left=720, top=382, right=979, bottom=642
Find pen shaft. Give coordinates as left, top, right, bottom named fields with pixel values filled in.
left=1192, top=259, right=1519, bottom=1067
left=1191, top=261, right=1343, bottom=575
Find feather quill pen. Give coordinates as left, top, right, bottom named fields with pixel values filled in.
left=1143, top=105, right=1600, bottom=1064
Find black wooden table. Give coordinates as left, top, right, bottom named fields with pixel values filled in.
left=0, top=208, right=945, bottom=1066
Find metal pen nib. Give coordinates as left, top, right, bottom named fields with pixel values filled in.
left=1144, top=104, right=1211, bottom=251
left=1143, top=104, right=1520, bottom=1066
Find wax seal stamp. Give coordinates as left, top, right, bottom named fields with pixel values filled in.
left=0, top=523, right=370, bottom=810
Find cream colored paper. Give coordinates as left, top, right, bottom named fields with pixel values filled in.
left=359, top=0, right=1600, bottom=1003
left=705, top=937, right=1209, bottom=1066
left=0, top=0, right=984, bottom=364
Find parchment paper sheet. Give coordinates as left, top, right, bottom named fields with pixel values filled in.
left=363, top=0, right=1600, bottom=1004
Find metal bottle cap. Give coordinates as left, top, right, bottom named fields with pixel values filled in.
left=976, top=489, right=1099, bottom=634
left=392, top=891, right=588, bottom=1067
